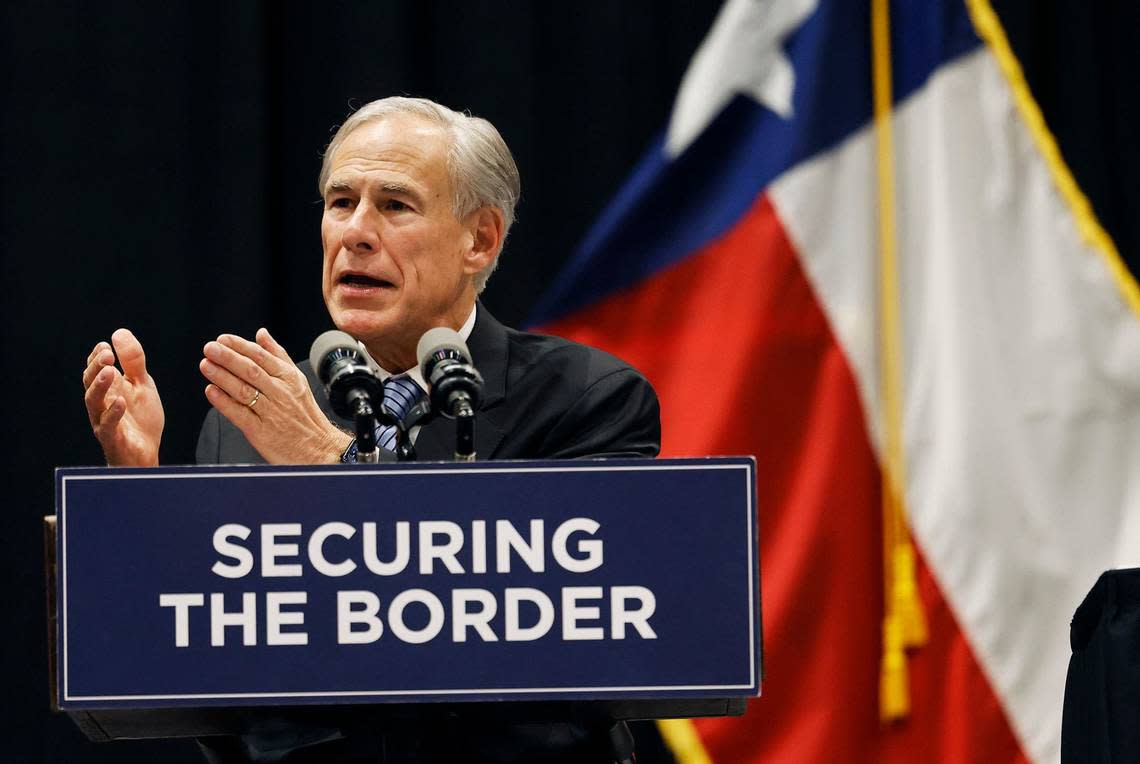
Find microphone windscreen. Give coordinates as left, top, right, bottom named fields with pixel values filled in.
left=309, top=329, right=359, bottom=379
left=417, top=327, right=470, bottom=374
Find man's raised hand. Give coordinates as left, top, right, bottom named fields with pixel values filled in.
left=200, top=328, right=351, bottom=464
left=83, top=328, right=165, bottom=466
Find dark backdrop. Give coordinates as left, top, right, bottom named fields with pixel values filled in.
left=1, top=2, right=1135, bottom=762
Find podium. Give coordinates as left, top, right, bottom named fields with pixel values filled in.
left=47, top=458, right=761, bottom=745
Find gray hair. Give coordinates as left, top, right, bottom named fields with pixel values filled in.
left=319, top=96, right=521, bottom=293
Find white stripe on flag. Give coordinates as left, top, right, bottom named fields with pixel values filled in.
left=770, top=46, right=1140, bottom=764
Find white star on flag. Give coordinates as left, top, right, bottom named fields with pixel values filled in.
left=666, top=0, right=819, bottom=157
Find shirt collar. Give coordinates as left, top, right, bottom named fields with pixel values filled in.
left=361, top=303, right=478, bottom=393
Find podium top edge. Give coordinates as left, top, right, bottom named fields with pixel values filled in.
left=55, top=456, right=757, bottom=478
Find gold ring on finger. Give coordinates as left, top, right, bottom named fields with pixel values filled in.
left=247, top=389, right=261, bottom=408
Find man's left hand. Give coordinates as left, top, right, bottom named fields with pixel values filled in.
left=199, top=328, right=352, bottom=464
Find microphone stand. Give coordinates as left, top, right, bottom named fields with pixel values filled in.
left=398, top=396, right=475, bottom=462
left=351, top=395, right=380, bottom=464
left=454, top=395, right=476, bottom=462
left=394, top=425, right=415, bottom=462
left=418, top=333, right=482, bottom=463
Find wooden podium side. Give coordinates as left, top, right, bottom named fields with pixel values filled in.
left=44, top=516, right=57, bottom=711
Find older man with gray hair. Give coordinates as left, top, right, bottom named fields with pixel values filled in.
left=81, top=97, right=660, bottom=760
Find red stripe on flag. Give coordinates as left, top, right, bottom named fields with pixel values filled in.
left=538, top=194, right=1027, bottom=763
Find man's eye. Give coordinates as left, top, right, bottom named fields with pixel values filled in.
left=329, top=197, right=353, bottom=209
left=384, top=199, right=410, bottom=212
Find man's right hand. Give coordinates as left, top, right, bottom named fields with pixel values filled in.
left=83, top=328, right=165, bottom=466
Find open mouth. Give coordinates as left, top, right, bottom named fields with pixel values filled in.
left=339, top=274, right=394, bottom=289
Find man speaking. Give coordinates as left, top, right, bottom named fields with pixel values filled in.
left=80, top=98, right=661, bottom=760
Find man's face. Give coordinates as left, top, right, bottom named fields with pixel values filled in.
left=321, top=115, right=478, bottom=369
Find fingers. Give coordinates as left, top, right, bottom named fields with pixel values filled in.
left=84, top=364, right=121, bottom=428
left=255, top=328, right=292, bottom=365
left=95, top=395, right=128, bottom=437
left=204, top=382, right=259, bottom=431
left=215, top=332, right=291, bottom=378
left=82, top=342, right=116, bottom=389
left=85, top=341, right=110, bottom=367
left=199, top=356, right=263, bottom=413
left=111, top=328, right=149, bottom=381
left=202, top=329, right=300, bottom=406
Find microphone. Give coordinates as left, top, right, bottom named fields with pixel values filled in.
left=417, top=328, right=484, bottom=418
left=418, top=328, right=483, bottom=462
left=309, top=330, right=385, bottom=419
left=309, top=330, right=387, bottom=462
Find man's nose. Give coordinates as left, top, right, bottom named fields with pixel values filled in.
left=342, top=204, right=380, bottom=255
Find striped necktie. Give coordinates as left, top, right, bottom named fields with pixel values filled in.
left=376, top=374, right=423, bottom=453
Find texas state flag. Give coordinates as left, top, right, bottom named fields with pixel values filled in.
left=530, top=0, right=1140, bottom=762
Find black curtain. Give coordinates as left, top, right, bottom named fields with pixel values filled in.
left=1, top=2, right=1135, bottom=762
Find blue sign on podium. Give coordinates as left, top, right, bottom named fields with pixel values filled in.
left=55, top=458, right=760, bottom=710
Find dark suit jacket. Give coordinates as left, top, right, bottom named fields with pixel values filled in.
left=195, top=305, right=661, bottom=763
left=196, top=305, right=660, bottom=465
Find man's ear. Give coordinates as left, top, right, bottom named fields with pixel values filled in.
left=463, top=206, right=505, bottom=276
